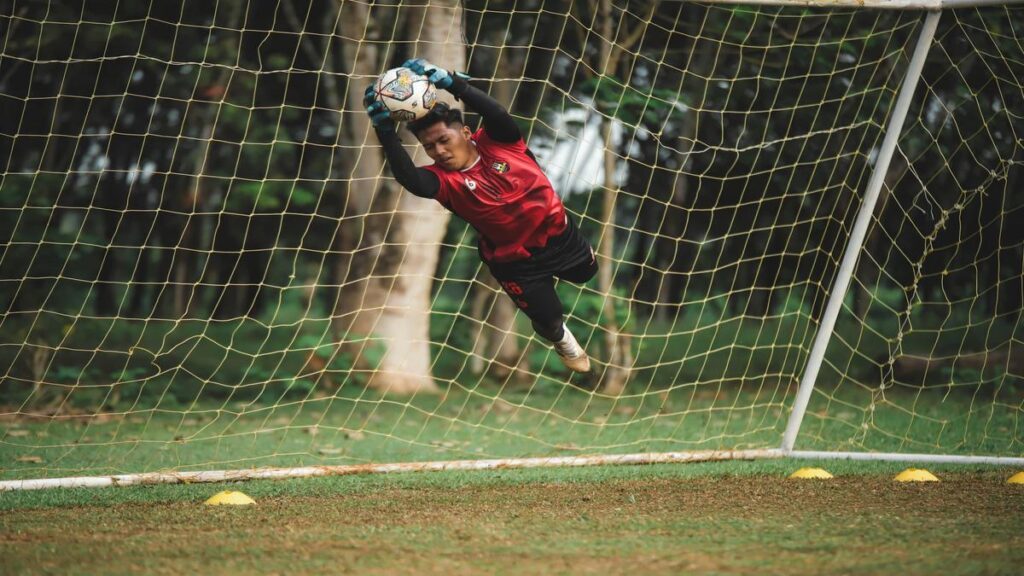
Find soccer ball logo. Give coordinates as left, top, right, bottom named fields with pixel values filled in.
left=373, top=67, right=437, bottom=122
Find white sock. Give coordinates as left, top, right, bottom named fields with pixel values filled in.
left=554, top=324, right=583, bottom=358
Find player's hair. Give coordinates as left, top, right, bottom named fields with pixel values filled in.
left=407, top=102, right=464, bottom=137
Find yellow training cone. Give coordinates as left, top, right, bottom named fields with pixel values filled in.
left=1007, top=472, right=1024, bottom=484
left=204, top=490, right=256, bottom=505
left=788, top=467, right=834, bottom=479
left=894, top=468, right=939, bottom=482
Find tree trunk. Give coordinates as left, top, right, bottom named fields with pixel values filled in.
left=592, top=0, right=652, bottom=395
left=337, top=0, right=465, bottom=394
left=598, top=116, right=631, bottom=395
left=332, top=0, right=384, bottom=337
left=588, top=0, right=658, bottom=393
left=328, top=0, right=395, bottom=387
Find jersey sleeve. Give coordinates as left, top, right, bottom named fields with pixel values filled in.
left=423, top=164, right=454, bottom=209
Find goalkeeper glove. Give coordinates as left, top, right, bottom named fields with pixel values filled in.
left=363, top=85, right=395, bottom=132
left=402, top=58, right=469, bottom=90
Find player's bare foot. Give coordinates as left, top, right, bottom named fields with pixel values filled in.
left=553, top=324, right=591, bottom=373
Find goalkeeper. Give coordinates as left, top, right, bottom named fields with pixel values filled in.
left=364, top=58, right=596, bottom=373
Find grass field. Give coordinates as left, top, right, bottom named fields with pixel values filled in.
left=4, top=306, right=1020, bottom=482
left=3, top=461, right=1023, bottom=574
left=2, top=380, right=1020, bottom=482
left=2, top=311, right=1021, bottom=573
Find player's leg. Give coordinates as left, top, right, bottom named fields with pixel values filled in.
left=495, top=276, right=591, bottom=373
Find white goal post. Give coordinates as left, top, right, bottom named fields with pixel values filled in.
left=1, top=0, right=1022, bottom=491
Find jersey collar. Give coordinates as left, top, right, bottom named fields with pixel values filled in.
left=460, top=154, right=481, bottom=172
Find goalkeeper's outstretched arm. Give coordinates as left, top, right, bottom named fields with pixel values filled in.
left=364, top=86, right=440, bottom=199
left=376, top=129, right=440, bottom=199
left=445, top=76, right=521, bottom=144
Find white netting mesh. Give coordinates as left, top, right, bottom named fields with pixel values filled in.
left=801, top=6, right=1024, bottom=454
left=0, top=1, right=1020, bottom=482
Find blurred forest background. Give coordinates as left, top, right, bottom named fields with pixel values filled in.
left=0, top=0, right=1021, bottom=456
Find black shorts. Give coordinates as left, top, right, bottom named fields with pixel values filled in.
left=483, top=214, right=598, bottom=330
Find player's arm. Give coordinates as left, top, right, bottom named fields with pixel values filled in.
left=364, top=86, right=440, bottom=199
left=403, top=59, right=521, bottom=144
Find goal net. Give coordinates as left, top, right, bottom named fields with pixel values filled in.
left=1, top=0, right=1021, bottom=487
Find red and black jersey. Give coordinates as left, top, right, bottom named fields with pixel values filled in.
left=424, top=128, right=567, bottom=263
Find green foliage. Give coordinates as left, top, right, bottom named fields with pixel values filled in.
left=50, top=365, right=90, bottom=384
left=0, top=173, right=67, bottom=208
left=227, top=181, right=318, bottom=212
left=578, top=76, right=687, bottom=126
left=561, top=284, right=634, bottom=333
left=296, top=334, right=356, bottom=374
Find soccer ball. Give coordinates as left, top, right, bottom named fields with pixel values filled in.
left=373, top=67, right=437, bottom=122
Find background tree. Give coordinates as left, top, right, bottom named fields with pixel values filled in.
left=332, top=0, right=466, bottom=394
left=0, top=1, right=1020, bottom=403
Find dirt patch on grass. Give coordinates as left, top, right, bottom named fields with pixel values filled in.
left=2, top=473, right=1023, bottom=574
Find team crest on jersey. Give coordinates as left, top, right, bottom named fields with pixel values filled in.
left=491, top=161, right=509, bottom=174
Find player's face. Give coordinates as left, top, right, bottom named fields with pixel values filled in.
left=416, top=122, right=477, bottom=171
